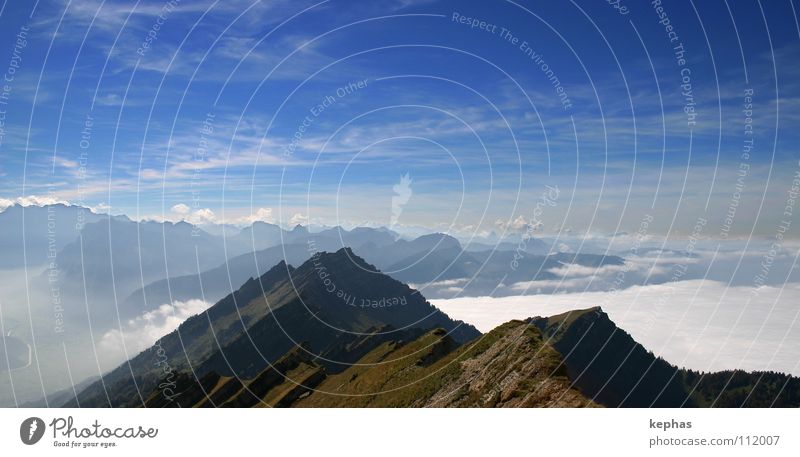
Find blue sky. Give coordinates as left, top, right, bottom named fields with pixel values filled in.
left=0, top=0, right=798, bottom=237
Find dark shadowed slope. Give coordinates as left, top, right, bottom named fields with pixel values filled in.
left=529, top=307, right=691, bottom=407
left=529, top=307, right=800, bottom=408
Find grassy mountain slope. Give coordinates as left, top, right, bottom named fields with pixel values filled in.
left=137, top=321, right=595, bottom=408
left=296, top=321, right=593, bottom=407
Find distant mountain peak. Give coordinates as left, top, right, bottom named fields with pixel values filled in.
left=308, top=247, right=379, bottom=273
left=416, top=232, right=459, bottom=243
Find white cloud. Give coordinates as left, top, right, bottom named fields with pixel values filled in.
left=511, top=261, right=633, bottom=294
left=289, top=212, right=308, bottom=226
left=90, top=202, right=112, bottom=214
left=409, top=277, right=469, bottom=294
left=138, top=206, right=283, bottom=227
left=97, top=299, right=212, bottom=364
left=548, top=263, right=628, bottom=278
left=190, top=208, right=217, bottom=224
left=9, top=195, right=71, bottom=207
left=511, top=277, right=611, bottom=292
left=556, top=243, right=572, bottom=253
left=508, top=254, right=692, bottom=294
left=422, top=278, right=469, bottom=287
left=171, top=203, right=191, bottom=215
left=495, top=215, right=540, bottom=233
left=241, top=207, right=274, bottom=224
left=94, top=93, right=123, bottom=106
left=141, top=205, right=219, bottom=225
left=52, top=156, right=79, bottom=171
left=0, top=195, right=76, bottom=212
left=432, top=280, right=800, bottom=376
left=138, top=169, right=163, bottom=181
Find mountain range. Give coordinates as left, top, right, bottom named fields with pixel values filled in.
left=1, top=204, right=621, bottom=332
left=3, top=204, right=612, bottom=407
left=120, top=227, right=623, bottom=317
left=67, top=249, right=800, bottom=408
left=0, top=203, right=108, bottom=270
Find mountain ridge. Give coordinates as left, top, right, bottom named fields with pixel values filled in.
left=64, top=252, right=800, bottom=408
left=67, top=248, right=479, bottom=407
